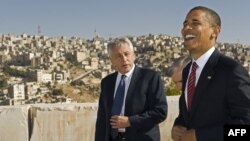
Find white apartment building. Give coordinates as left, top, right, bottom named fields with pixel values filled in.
left=36, top=70, right=52, bottom=83
left=75, top=51, right=86, bottom=62
left=41, top=73, right=52, bottom=83
left=8, top=83, right=25, bottom=100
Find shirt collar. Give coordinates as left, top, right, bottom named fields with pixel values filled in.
left=118, top=64, right=135, bottom=78
left=193, top=47, right=215, bottom=69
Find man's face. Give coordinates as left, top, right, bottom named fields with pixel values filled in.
left=181, top=10, right=217, bottom=54
left=171, top=67, right=183, bottom=90
left=109, top=43, right=135, bottom=74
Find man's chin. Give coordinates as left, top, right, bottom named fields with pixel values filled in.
left=120, top=68, right=131, bottom=74
left=184, top=43, right=195, bottom=50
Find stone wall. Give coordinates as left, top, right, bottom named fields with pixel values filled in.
left=0, top=96, right=179, bottom=141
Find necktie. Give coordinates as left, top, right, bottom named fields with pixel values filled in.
left=187, top=62, right=198, bottom=111
left=111, top=75, right=126, bottom=139
left=111, top=75, right=126, bottom=115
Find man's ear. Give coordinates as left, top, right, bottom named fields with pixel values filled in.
left=213, top=25, right=221, bottom=38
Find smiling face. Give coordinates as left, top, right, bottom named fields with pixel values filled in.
left=182, top=9, right=220, bottom=59
left=109, top=43, right=135, bottom=74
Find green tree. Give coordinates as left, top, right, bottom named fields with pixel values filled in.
left=0, top=77, right=7, bottom=88
left=3, top=64, right=27, bottom=78
left=52, top=89, right=64, bottom=96
left=166, top=87, right=181, bottom=96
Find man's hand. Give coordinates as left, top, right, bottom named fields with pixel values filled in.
left=110, top=115, right=131, bottom=128
left=180, top=129, right=196, bottom=141
left=171, top=125, right=187, bottom=141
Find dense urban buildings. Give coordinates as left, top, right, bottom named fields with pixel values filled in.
left=0, top=33, right=249, bottom=105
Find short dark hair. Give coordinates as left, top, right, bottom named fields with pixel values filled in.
left=189, top=6, right=221, bottom=27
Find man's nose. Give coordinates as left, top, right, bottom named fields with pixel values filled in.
left=121, top=54, right=127, bottom=61
left=183, top=24, right=192, bottom=30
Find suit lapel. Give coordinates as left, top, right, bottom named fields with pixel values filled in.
left=189, top=49, right=221, bottom=119
left=125, top=66, right=141, bottom=114
left=107, top=72, right=118, bottom=116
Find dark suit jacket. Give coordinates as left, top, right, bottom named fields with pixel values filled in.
left=95, top=66, right=168, bottom=141
left=174, top=49, right=250, bottom=141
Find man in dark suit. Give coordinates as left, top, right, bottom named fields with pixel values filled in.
left=95, top=37, right=168, bottom=141
left=171, top=6, right=250, bottom=141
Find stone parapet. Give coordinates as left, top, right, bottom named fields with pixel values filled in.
left=0, top=96, right=179, bottom=141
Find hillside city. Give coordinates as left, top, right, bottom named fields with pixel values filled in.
left=0, top=33, right=249, bottom=106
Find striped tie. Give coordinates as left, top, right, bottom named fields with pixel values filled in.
left=187, top=62, right=198, bottom=111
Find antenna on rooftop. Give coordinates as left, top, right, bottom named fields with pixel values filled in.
left=94, top=29, right=97, bottom=37
left=38, top=25, right=41, bottom=35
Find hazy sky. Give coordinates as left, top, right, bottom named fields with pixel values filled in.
left=0, top=0, right=249, bottom=45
